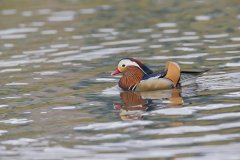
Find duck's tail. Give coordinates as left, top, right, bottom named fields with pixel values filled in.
left=181, top=69, right=210, bottom=76
left=180, top=69, right=210, bottom=86
left=164, top=62, right=181, bottom=87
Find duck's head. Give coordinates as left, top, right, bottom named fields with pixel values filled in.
left=111, top=58, right=153, bottom=76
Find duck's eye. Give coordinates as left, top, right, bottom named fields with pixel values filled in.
left=122, top=64, right=126, bottom=67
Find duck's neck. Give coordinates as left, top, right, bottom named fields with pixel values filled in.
left=119, top=66, right=145, bottom=91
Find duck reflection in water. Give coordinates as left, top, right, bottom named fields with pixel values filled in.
left=114, top=89, right=183, bottom=120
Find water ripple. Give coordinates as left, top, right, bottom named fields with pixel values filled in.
left=0, top=34, right=26, bottom=39
left=41, top=30, right=58, bottom=35
left=208, top=44, right=240, bottom=49
left=49, top=50, right=80, bottom=57
left=1, top=9, right=17, bottom=15
left=95, top=78, right=117, bottom=82
left=38, top=71, right=59, bottom=76
left=0, top=68, right=22, bottom=73
left=0, top=118, right=33, bottom=125
left=0, top=105, right=8, bottom=108
left=78, top=134, right=130, bottom=141
left=5, top=82, right=29, bottom=86
left=80, top=8, right=96, bottom=14
left=230, top=37, right=240, bottom=41
left=52, top=106, right=76, bottom=110
left=197, top=72, right=240, bottom=90
left=225, top=62, right=240, bottom=67
left=181, top=43, right=203, bottom=46
left=80, top=45, right=103, bottom=51
left=206, top=56, right=240, bottom=61
left=198, top=112, right=240, bottom=120
left=50, top=44, right=69, bottom=49
left=204, top=33, right=229, bottom=39
left=101, top=39, right=146, bottom=46
left=1, top=138, right=37, bottom=146
left=37, top=9, right=51, bottom=15
left=74, top=120, right=153, bottom=131
left=195, top=15, right=211, bottom=21
left=145, top=53, right=208, bottom=60
left=48, top=46, right=141, bottom=62
left=224, top=91, right=240, bottom=97
left=148, top=108, right=195, bottom=116
left=103, top=134, right=240, bottom=148
left=140, top=121, right=240, bottom=135
left=159, top=36, right=199, bottom=42
left=0, top=130, right=8, bottom=136
left=156, top=23, right=177, bottom=28
left=48, top=11, right=75, bottom=22
left=174, top=47, right=196, bottom=51
left=102, top=85, right=121, bottom=95
left=0, top=1, right=239, bottom=159
left=163, top=29, right=179, bottom=33
left=137, top=28, right=153, bottom=33
left=23, top=49, right=57, bottom=55
left=0, top=28, right=38, bottom=35
left=0, top=58, right=46, bottom=67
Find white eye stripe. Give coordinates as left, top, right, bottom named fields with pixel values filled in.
left=118, top=59, right=147, bottom=74
left=119, top=60, right=140, bottom=68
left=119, top=59, right=139, bottom=67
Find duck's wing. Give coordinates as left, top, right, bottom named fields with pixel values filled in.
left=139, top=61, right=181, bottom=91
left=142, top=70, right=202, bottom=87
left=142, top=71, right=167, bottom=80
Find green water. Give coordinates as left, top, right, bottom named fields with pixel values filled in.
left=0, top=0, right=240, bottom=159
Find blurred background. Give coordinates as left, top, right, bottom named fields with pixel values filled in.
left=0, top=0, right=240, bottom=159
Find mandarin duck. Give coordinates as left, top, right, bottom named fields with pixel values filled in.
left=111, top=58, right=206, bottom=91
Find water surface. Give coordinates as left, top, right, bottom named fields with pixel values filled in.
left=0, top=0, right=240, bottom=159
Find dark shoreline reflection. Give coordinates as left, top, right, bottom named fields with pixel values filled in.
left=114, top=89, right=183, bottom=120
